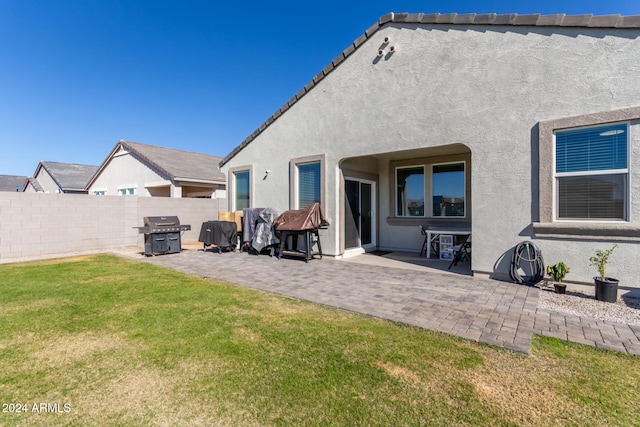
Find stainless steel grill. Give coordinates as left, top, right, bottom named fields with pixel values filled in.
left=136, top=216, right=191, bottom=256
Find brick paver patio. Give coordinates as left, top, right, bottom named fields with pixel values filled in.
left=137, top=249, right=640, bottom=355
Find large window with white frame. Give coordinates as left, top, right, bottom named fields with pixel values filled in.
left=554, top=123, right=628, bottom=221
left=395, top=162, right=466, bottom=218
left=234, top=170, right=250, bottom=210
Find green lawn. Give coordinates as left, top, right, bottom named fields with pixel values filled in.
left=0, top=254, right=638, bottom=426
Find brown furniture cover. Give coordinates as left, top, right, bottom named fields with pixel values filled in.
left=273, top=202, right=327, bottom=231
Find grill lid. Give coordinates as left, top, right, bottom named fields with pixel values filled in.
left=136, top=216, right=191, bottom=234
left=144, top=216, right=180, bottom=227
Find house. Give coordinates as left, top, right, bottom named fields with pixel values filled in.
left=87, top=140, right=226, bottom=198
left=24, top=161, right=99, bottom=194
left=220, top=12, right=640, bottom=286
left=0, top=175, right=28, bottom=192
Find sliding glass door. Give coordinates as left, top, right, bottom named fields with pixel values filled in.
left=345, top=179, right=375, bottom=250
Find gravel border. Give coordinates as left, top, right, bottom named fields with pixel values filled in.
left=538, top=281, right=640, bottom=326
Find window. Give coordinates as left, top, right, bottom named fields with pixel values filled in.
left=118, top=187, right=136, bottom=196
left=234, top=170, right=250, bottom=210
left=432, top=163, right=465, bottom=217
left=290, top=154, right=325, bottom=210
left=396, top=166, right=424, bottom=216
left=555, top=123, right=628, bottom=220
left=298, top=162, right=321, bottom=208
left=93, top=190, right=106, bottom=196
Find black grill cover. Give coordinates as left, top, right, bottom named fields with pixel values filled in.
left=199, top=221, right=237, bottom=247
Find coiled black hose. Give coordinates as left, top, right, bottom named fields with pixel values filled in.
left=509, top=241, right=545, bottom=286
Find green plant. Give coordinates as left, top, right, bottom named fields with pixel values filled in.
left=589, top=244, right=618, bottom=281
left=546, top=261, right=569, bottom=284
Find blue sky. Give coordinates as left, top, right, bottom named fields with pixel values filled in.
left=1, top=1, right=639, bottom=177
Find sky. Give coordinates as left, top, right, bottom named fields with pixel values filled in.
left=1, top=1, right=639, bottom=177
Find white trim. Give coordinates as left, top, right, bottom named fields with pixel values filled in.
left=144, top=180, right=170, bottom=188
left=228, top=165, right=254, bottom=211
left=555, top=169, right=628, bottom=178
left=342, top=247, right=366, bottom=258
left=232, top=169, right=251, bottom=211
left=344, top=177, right=377, bottom=251
left=117, top=185, right=137, bottom=196
left=173, top=177, right=226, bottom=185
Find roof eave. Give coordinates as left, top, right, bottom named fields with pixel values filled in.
left=219, top=11, right=640, bottom=167
left=173, top=177, right=226, bottom=185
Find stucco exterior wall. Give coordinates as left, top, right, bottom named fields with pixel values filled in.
left=0, top=192, right=226, bottom=262
left=222, top=23, right=640, bottom=286
left=89, top=152, right=169, bottom=196
left=34, top=168, right=59, bottom=193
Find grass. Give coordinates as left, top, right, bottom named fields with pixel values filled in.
left=0, top=254, right=639, bottom=426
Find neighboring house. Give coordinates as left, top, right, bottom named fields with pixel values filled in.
left=220, top=12, right=640, bottom=286
left=0, top=175, right=28, bottom=192
left=87, top=140, right=226, bottom=198
left=22, top=177, right=44, bottom=193
left=24, top=161, right=99, bottom=194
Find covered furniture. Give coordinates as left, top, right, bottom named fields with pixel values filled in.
left=273, top=203, right=328, bottom=262
left=251, top=208, right=280, bottom=255
left=198, top=220, right=237, bottom=253
left=242, top=208, right=264, bottom=245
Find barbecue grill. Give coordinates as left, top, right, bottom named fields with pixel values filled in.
left=135, top=216, right=191, bottom=256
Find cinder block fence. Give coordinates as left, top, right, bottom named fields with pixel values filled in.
left=0, top=193, right=225, bottom=263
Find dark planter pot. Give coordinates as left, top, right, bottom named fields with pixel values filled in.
left=594, top=277, right=619, bottom=303
left=554, top=283, right=566, bottom=294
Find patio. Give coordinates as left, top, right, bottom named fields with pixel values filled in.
left=135, top=247, right=640, bottom=355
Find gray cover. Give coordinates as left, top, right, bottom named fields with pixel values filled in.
left=251, top=208, right=280, bottom=252
left=242, top=208, right=264, bottom=243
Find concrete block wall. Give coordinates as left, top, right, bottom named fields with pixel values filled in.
left=0, top=193, right=225, bottom=262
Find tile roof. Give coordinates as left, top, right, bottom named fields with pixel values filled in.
left=25, top=176, right=43, bottom=192
left=220, top=12, right=640, bottom=167
left=0, top=174, right=28, bottom=192
left=117, top=140, right=225, bottom=183
left=38, top=161, right=99, bottom=191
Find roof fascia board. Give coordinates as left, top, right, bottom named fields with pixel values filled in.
left=173, top=177, right=226, bottom=185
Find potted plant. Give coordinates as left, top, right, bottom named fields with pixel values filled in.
left=589, top=244, right=619, bottom=303
left=546, top=261, right=569, bottom=294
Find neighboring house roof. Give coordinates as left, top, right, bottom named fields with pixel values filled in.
left=0, top=174, right=28, bottom=192
left=220, top=12, right=640, bottom=167
left=25, top=176, right=44, bottom=192
left=87, top=140, right=226, bottom=188
left=34, top=161, right=99, bottom=192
